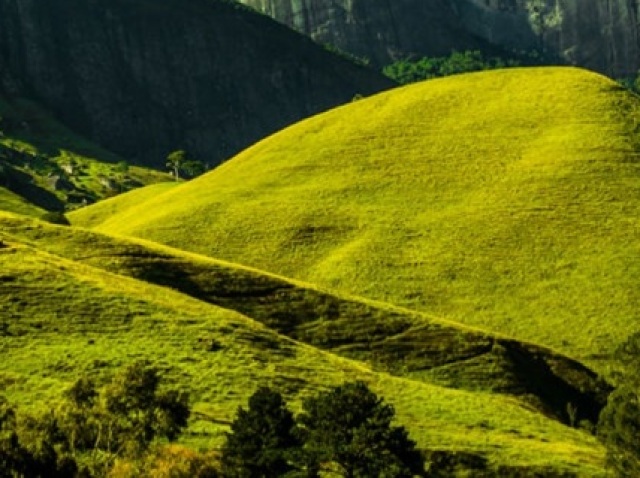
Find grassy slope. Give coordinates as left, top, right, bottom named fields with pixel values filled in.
left=71, top=67, right=640, bottom=376
left=1, top=213, right=611, bottom=426
left=0, top=187, right=45, bottom=217
left=0, top=212, right=606, bottom=474
left=0, top=94, right=170, bottom=210
left=67, top=181, right=181, bottom=227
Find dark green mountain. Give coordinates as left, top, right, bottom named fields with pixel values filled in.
left=0, top=0, right=393, bottom=168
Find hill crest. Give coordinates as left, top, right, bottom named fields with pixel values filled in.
left=71, top=67, right=640, bottom=372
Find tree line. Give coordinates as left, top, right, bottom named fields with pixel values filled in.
left=2, top=358, right=639, bottom=477
left=0, top=363, right=423, bottom=477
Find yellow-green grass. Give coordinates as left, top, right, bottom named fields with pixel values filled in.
left=0, top=214, right=606, bottom=474
left=67, top=181, right=181, bottom=228
left=0, top=186, right=45, bottom=217
left=71, top=67, right=640, bottom=375
left=1, top=211, right=612, bottom=449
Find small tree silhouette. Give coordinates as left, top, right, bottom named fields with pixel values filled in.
left=166, top=150, right=187, bottom=180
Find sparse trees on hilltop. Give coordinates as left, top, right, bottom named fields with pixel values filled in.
left=166, top=150, right=206, bottom=180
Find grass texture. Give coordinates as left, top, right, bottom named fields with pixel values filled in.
left=70, top=67, right=640, bottom=376
left=0, top=187, right=46, bottom=217
left=0, top=212, right=606, bottom=474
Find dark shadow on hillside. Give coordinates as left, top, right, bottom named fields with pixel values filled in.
left=0, top=216, right=613, bottom=428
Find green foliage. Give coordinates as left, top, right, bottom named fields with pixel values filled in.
left=116, top=161, right=130, bottom=175
left=298, top=381, right=425, bottom=477
left=166, top=150, right=206, bottom=180
left=181, top=160, right=206, bottom=179
left=597, top=386, right=640, bottom=476
left=382, top=49, right=557, bottom=85
left=383, top=50, right=518, bottom=84
left=222, top=387, right=300, bottom=477
left=617, top=73, right=640, bottom=95
left=98, top=361, right=190, bottom=456
left=166, top=150, right=187, bottom=180
left=0, top=396, right=80, bottom=478
left=0, top=362, right=190, bottom=477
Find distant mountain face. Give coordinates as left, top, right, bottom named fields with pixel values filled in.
left=239, top=0, right=640, bottom=77
left=0, top=0, right=393, bottom=168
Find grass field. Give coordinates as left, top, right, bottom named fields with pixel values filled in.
left=0, top=211, right=608, bottom=475
left=70, top=67, right=640, bottom=379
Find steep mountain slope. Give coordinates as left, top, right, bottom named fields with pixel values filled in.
left=0, top=0, right=393, bottom=169
left=71, top=67, right=640, bottom=373
left=240, top=0, right=640, bottom=77
left=0, top=93, right=170, bottom=212
left=0, top=212, right=608, bottom=474
left=239, top=0, right=493, bottom=65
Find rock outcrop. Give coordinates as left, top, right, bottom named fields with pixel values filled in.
left=0, top=0, right=393, bottom=168
left=240, top=0, right=640, bottom=77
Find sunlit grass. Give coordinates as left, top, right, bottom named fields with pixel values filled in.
left=0, top=212, right=607, bottom=474
left=71, top=67, right=640, bottom=376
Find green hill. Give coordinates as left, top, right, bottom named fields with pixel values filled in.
left=0, top=212, right=608, bottom=475
left=71, top=67, right=640, bottom=377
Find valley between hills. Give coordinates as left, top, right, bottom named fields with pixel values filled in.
left=2, top=1, right=640, bottom=477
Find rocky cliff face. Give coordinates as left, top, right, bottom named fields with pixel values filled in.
left=240, top=0, right=640, bottom=77
left=0, top=0, right=393, bottom=167
left=240, top=0, right=493, bottom=65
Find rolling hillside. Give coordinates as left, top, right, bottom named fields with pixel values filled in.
left=0, top=212, right=608, bottom=475
left=71, top=67, right=640, bottom=377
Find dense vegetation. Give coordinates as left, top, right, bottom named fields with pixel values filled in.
left=0, top=361, right=190, bottom=477
left=595, top=331, right=640, bottom=476
left=382, top=50, right=551, bottom=84
left=223, top=382, right=424, bottom=477
left=1, top=364, right=423, bottom=477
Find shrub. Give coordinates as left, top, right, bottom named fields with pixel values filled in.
left=597, top=386, right=640, bottom=476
